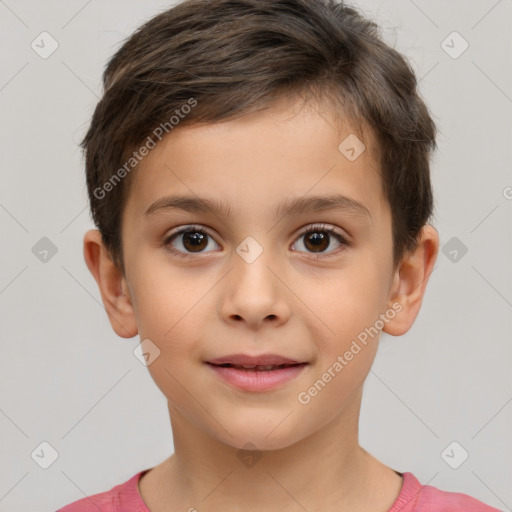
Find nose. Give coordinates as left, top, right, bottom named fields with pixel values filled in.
left=219, top=251, right=291, bottom=330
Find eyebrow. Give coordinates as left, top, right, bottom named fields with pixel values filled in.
left=144, top=193, right=372, bottom=221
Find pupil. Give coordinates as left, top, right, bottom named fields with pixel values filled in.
left=305, top=232, right=328, bottom=252
left=184, top=231, right=207, bottom=252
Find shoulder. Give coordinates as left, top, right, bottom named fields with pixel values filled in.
left=56, top=471, right=148, bottom=512
left=390, top=472, right=502, bottom=512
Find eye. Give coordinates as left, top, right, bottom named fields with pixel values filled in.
left=291, top=223, right=350, bottom=257
left=163, top=223, right=350, bottom=259
left=163, top=224, right=220, bottom=258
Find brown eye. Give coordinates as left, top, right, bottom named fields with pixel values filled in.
left=292, top=224, right=349, bottom=257
left=181, top=231, right=208, bottom=252
left=303, top=231, right=329, bottom=253
left=164, top=225, right=220, bottom=257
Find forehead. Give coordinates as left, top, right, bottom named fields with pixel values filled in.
left=124, top=97, right=388, bottom=227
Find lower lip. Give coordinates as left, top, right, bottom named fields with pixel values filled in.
left=206, top=363, right=307, bottom=392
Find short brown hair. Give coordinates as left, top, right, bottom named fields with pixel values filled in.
left=82, top=0, right=437, bottom=274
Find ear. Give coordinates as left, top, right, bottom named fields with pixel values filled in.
left=83, top=229, right=138, bottom=338
left=382, top=224, right=439, bottom=336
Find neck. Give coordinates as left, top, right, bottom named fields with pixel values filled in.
left=140, top=388, right=402, bottom=512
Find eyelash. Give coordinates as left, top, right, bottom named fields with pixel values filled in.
left=162, top=223, right=351, bottom=259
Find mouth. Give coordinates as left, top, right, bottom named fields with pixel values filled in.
left=206, top=353, right=307, bottom=367
left=205, top=354, right=309, bottom=391
left=208, top=362, right=306, bottom=371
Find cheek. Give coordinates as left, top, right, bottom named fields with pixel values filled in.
left=129, top=257, right=210, bottom=339
left=133, top=281, right=207, bottom=405
left=296, top=263, right=385, bottom=352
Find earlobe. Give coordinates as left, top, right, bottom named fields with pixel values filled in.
left=83, top=229, right=138, bottom=339
left=382, top=224, right=439, bottom=337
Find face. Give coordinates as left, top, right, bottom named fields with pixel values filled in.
left=119, top=96, right=399, bottom=450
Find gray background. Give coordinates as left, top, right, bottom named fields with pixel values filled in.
left=0, top=0, right=511, bottom=510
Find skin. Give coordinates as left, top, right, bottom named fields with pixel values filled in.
left=84, top=95, right=439, bottom=512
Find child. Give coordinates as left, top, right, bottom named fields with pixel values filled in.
left=57, top=0, right=501, bottom=510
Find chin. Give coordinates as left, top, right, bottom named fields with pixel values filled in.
left=222, top=433, right=302, bottom=453
left=212, top=414, right=310, bottom=452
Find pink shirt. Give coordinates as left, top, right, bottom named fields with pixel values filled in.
left=56, top=469, right=502, bottom=511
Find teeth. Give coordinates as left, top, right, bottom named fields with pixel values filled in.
left=212, top=362, right=301, bottom=370
left=233, top=364, right=291, bottom=370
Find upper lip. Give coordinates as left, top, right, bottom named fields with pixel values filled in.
left=206, top=354, right=305, bottom=366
